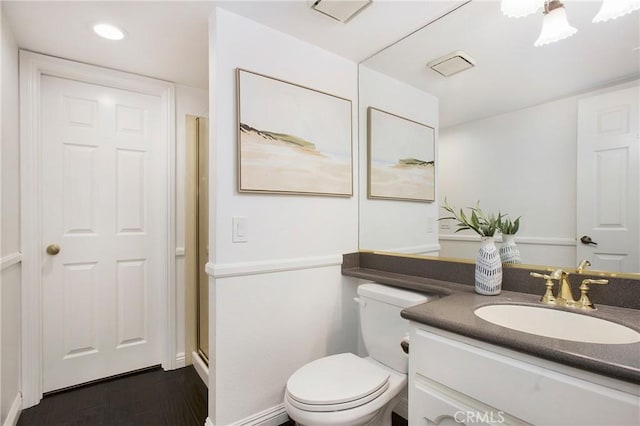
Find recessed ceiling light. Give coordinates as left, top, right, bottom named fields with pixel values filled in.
left=93, top=23, right=125, bottom=41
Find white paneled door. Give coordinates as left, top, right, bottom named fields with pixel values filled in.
left=41, top=75, right=164, bottom=392
left=577, top=85, right=639, bottom=273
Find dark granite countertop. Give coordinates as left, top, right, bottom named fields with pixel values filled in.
left=401, top=290, right=640, bottom=385
left=342, top=257, right=640, bottom=385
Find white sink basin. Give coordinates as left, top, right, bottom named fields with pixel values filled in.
left=474, top=304, right=640, bottom=344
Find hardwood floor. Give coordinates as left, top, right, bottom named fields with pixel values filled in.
left=18, top=366, right=207, bottom=426
left=17, top=366, right=408, bottom=426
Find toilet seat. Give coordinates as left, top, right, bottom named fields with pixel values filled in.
left=286, top=353, right=390, bottom=412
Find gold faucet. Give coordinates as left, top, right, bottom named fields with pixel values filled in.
left=578, top=278, right=609, bottom=310
left=577, top=259, right=591, bottom=274
left=551, top=269, right=575, bottom=306
left=530, top=266, right=609, bottom=310
left=529, top=272, right=556, bottom=304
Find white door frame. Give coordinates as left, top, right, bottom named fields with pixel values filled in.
left=19, top=51, right=177, bottom=408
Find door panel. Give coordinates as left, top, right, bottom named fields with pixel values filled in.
left=116, top=259, right=148, bottom=348
left=116, top=149, right=146, bottom=233
left=41, top=75, right=164, bottom=392
left=62, top=262, right=99, bottom=358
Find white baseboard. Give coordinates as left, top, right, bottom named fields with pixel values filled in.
left=176, top=352, right=186, bottom=368
left=208, top=397, right=404, bottom=426
left=230, top=403, right=288, bottom=426
left=3, top=392, right=22, bottom=426
left=192, top=351, right=209, bottom=387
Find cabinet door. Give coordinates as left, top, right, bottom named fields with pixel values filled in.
left=410, top=379, right=524, bottom=426
left=410, top=325, right=640, bottom=426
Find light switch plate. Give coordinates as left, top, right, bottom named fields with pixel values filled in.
left=232, top=217, right=248, bottom=243
left=426, top=217, right=434, bottom=233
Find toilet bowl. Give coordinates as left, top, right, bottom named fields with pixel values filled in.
left=284, top=354, right=406, bottom=426
left=284, top=284, right=437, bottom=426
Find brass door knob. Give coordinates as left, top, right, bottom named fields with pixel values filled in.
left=46, top=244, right=60, bottom=255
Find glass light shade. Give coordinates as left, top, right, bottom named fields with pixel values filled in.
left=534, top=6, right=578, bottom=47
left=593, top=0, right=640, bottom=23
left=501, top=0, right=544, bottom=18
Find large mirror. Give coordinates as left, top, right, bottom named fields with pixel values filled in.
left=358, top=0, right=639, bottom=274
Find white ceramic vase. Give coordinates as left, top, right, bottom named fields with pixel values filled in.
left=499, top=234, right=522, bottom=264
left=475, top=236, right=502, bottom=295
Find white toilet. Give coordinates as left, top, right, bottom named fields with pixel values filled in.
left=284, top=283, right=437, bottom=426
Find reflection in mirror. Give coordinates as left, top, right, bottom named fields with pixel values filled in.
left=367, top=107, right=436, bottom=202
left=358, top=1, right=639, bottom=273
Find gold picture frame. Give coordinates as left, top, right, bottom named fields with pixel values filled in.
left=237, top=69, right=353, bottom=197
left=367, top=106, right=435, bottom=202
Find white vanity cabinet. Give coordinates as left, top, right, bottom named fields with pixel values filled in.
left=409, top=323, right=640, bottom=426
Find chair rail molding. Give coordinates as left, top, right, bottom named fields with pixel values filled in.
left=0, top=252, right=22, bottom=271
left=439, top=234, right=575, bottom=246
left=205, top=254, right=343, bottom=278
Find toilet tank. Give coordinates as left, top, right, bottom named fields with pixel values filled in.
left=357, top=283, right=438, bottom=374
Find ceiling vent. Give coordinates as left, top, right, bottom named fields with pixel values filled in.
left=310, top=0, right=372, bottom=23
left=427, top=51, right=476, bottom=77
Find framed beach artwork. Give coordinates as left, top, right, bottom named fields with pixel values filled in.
left=367, top=107, right=435, bottom=202
left=236, top=69, right=353, bottom=196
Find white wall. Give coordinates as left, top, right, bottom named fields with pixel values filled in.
left=358, top=66, right=440, bottom=254
left=175, top=84, right=208, bottom=366
left=1, top=9, right=23, bottom=425
left=208, top=7, right=360, bottom=425
left=438, top=93, right=580, bottom=267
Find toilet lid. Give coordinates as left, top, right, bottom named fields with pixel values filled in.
left=286, top=353, right=390, bottom=407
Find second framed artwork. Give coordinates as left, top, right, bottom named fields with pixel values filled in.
left=367, top=107, right=435, bottom=202
left=236, top=69, right=353, bottom=197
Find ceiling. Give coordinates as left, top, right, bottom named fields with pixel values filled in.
left=1, top=0, right=465, bottom=89
left=212, top=0, right=465, bottom=63
left=5, top=1, right=636, bottom=125
left=363, top=1, right=640, bottom=127
left=2, top=1, right=214, bottom=88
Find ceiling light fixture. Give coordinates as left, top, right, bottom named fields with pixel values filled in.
left=534, top=1, right=577, bottom=47
left=502, top=0, right=637, bottom=47
left=500, top=0, right=544, bottom=18
left=593, top=0, right=640, bottom=23
left=93, top=23, right=125, bottom=41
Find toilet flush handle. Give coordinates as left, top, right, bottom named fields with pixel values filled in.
left=400, top=335, right=410, bottom=354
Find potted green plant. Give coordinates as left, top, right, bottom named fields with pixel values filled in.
left=440, top=199, right=503, bottom=295
left=440, top=198, right=502, bottom=237
left=498, top=216, right=522, bottom=264
left=499, top=216, right=520, bottom=235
